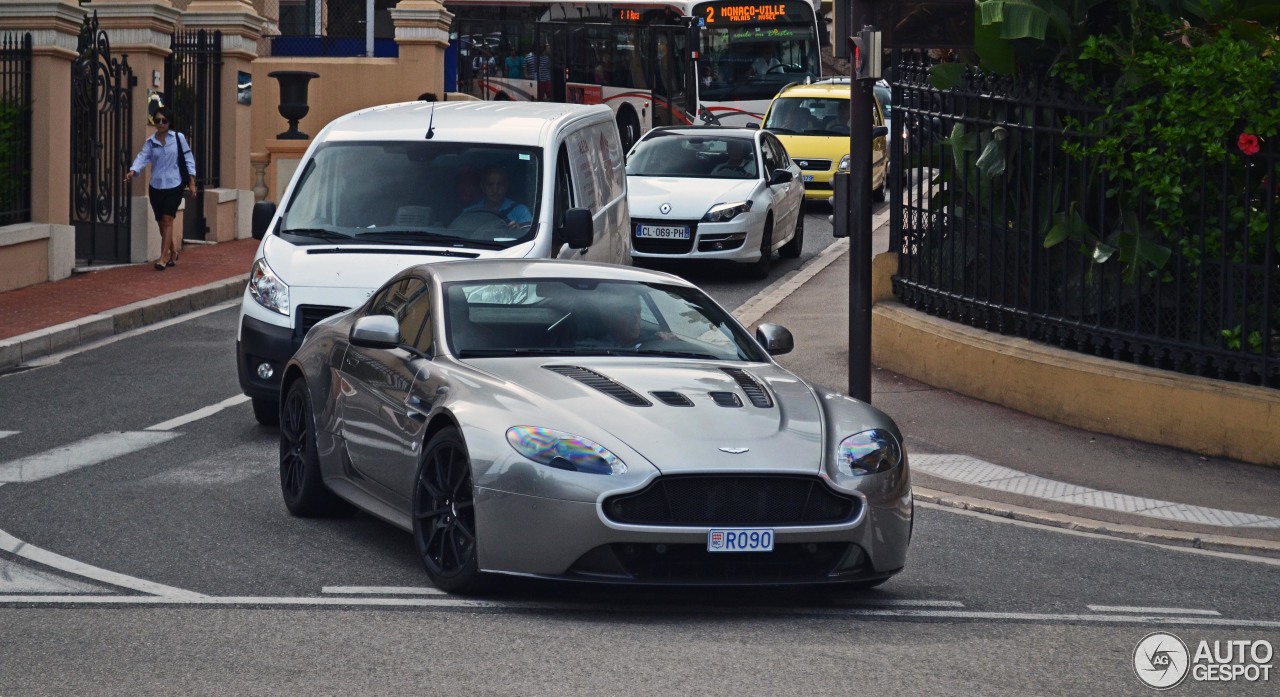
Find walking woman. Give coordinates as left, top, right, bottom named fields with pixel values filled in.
left=124, top=106, right=197, bottom=270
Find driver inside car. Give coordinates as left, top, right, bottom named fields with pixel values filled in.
left=458, top=166, right=533, bottom=227
left=577, top=289, right=676, bottom=349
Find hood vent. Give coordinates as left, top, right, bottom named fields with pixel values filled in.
left=721, top=367, right=774, bottom=408
left=651, top=391, right=694, bottom=407
left=709, top=391, right=743, bottom=408
left=545, top=365, right=652, bottom=407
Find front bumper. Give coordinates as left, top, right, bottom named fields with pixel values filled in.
left=801, top=170, right=835, bottom=200
left=236, top=314, right=299, bottom=401
left=472, top=479, right=911, bottom=585
left=629, top=216, right=763, bottom=263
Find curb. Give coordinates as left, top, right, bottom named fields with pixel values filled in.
left=914, top=487, right=1280, bottom=558
left=0, top=275, right=248, bottom=372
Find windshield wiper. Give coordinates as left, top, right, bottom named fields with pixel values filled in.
left=283, top=228, right=352, bottom=240
left=632, top=349, right=720, bottom=359
left=358, top=230, right=510, bottom=249
left=456, top=347, right=591, bottom=358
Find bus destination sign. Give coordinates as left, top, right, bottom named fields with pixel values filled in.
left=614, top=8, right=642, bottom=22
left=706, top=4, right=787, bottom=23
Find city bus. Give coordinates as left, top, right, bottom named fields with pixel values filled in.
left=446, top=0, right=822, bottom=150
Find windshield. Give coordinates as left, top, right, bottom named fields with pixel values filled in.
left=763, top=96, right=849, bottom=136
left=280, top=142, right=541, bottom=249
left=695, top=1, right=820, bottom=102
left=625, top=132, right=759, bottom=179
left=444, top=278, right=767, bottom=362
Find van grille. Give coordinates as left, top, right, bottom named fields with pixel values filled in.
left=295, top=305, right=347, bottom=338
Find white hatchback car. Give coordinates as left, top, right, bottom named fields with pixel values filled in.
left=625, top=127, right=805, bottom=279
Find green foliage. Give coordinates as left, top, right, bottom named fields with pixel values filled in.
left=0, top=98, right=28, bottom=221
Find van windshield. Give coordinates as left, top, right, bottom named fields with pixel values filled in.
left=280, top=142, right=542, bottom=249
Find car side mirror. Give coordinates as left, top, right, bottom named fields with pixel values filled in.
left=755, top=322, right=793, bottom=355
left=350, top=315, right=401, bottom=349
left=252, top=201, right=276, bottom=240
left=563, top=208, right=594, bottom=249
left=745, top=122, right=760, bottom=130
left=872, top=125, right=889, bottom=139
left=768, top=169, right=794, bottom=186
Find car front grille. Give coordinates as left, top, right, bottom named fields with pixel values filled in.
left=632, top=218, right=697, bottom=254
left=793, top=158, right=832, bottom=172
left=295, top=305, right=347, bottom=339
left=604, top=475, right=859, bottom=526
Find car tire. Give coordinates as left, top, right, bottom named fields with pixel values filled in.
left=779, top=210, right=804, bottom=259
left=414, top=426, right=488, bottom=594
left=279, top=379, right=350, bottom=517
left=749, top=216, right=774, bottom=279
left=252, top=397, right=279, bottom=426
left=873, top=181, right=887, bottom=203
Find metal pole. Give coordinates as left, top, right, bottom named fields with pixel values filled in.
left=366, top=0, right=375, bottom=58
left=847, top=0, right=876, bottom=402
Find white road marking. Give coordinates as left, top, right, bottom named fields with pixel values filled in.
left=912, top=454, right=1280, bottom=528
left=0, top=431, right=17, bottom=440
left=917, top=501, right=1280, bottom=566
left=0, top=557, right=110, bottom=594
left=0, top=431, right=179, bottom=483
left=834, top=598, right=965, bottom=608
left=0, top=529, right=204, bottom=598
left=145, top=394, right=251, bottom=431
left=323, top=586, right=447, bottom=596
left=1087, top=605, right=1221, bottom=616
left=0, top=594, right=1277, bottom=629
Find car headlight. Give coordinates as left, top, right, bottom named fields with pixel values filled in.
left=836, top=429, right=902, bottom=476
left=248, top=258, right=290, bottom=316
left=506, top=426, right=626, bottom=475
left=837, top=153, right=851, bottom=172
left=702, top=200, right=752, bottom=223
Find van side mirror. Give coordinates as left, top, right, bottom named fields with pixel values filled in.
left=252, top=201, right=277, bottom=240
left=872, top=125, right=889, bottom=139
left=563, top=208, right=594, bottom=249
left=745, top=122, right=761, bottom=130
left=768, top=169, right=794, bottom=186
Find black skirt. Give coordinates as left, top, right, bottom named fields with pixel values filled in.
left=148, top=184, right=185, bottom=221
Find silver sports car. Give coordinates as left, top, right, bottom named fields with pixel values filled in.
left=279, top=259, right=912, bottom=593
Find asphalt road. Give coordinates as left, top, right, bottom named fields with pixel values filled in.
left=2, top=204, right=1277, bottom=696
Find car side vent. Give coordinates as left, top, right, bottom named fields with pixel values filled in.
left=720, top=367, right=774, bottom=408
left=709, top=391, right=743, bottom=408
left=651, top=391, right=694, bottom=407
left=545, top=365, right=652, bottom=407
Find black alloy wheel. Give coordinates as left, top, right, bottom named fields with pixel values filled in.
left=749, top=216, right=774, bottom=279
left=279, top=379, right=348, bottom=517
left=779, top=208, right=804, bottom=259
left=414, top=427, right=486, bottom=594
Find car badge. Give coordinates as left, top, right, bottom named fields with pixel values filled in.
left=660, top=203, right=671, bottom=215
left=797, top=160, right=809, bottom=168
left=719, top=447, right=750, bottom=454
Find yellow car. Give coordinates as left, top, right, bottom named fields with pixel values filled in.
left=759, top=78, right=889, bottom=202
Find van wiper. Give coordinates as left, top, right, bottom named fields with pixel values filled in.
left=357, top=230, right=508, bottom=249
left=284, top=227, right=352, bottom=240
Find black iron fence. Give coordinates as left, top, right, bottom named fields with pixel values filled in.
left=889, top=56, right=1279, bottom=389
left=167, top=29, right=222, bottom=189
left=0, top=32, right=32, bottom=226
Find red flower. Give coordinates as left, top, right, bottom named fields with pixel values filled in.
left=1238, top=133, right=1260, bottom=156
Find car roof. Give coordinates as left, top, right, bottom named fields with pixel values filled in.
left=642, top=126, right=760, bottom=140
left=772, top=81, right=851, bottom=100
left=318, top=101, right=612, bottom=146
left=412, top=258, right=698, bottom=287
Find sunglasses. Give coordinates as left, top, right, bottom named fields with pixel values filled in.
left=154, top=118, right=168, bottom=125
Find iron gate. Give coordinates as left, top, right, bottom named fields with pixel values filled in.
left=70, top=12, right=135, bottom=263
left=166, top=29, right=222, bottom=241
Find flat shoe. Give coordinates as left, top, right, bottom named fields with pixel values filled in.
left=166, top=260, right=175, bottom=268
left=155, top=261, right=166, bottom=270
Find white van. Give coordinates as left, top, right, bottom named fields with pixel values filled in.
left=237, top=101, right=631, bottom=424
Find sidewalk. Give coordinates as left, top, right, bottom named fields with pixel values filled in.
left=2, top=235, right=1278, bottom=556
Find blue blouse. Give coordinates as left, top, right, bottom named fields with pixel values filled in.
left=129, top=132, right=196, bottom=189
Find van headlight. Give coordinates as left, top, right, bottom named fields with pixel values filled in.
left=248, top=258, right=290, bottom=316
left=837, top=153, right=851, bottom=172
left=506, top=427, right=626, bottom=475
left=702, top=200, right=752, bottom=223
left=836, top=429, right=902, bottom=476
